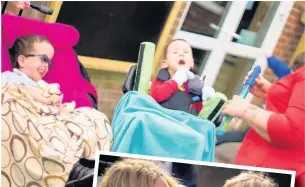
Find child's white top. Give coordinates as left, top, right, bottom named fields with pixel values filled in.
left=1, top=68, right=47, bottom=86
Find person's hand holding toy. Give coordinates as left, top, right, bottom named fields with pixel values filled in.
left=222, top=95, right=251, bottom=118
left=244, top=70, right=271, bottom=100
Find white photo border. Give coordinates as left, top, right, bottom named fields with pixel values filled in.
left=92, top=151, right=296, bottom=187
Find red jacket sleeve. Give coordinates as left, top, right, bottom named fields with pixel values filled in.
left=191, top=102, right=203, bottom=114
left=267, top=78, right=305, bottom=149
left=150, top=78, right=178, bottom=102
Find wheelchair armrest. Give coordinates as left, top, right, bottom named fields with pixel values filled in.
left=87, top=93, right=98, bottom=110
left=79, top=158, right=96, bottom=168
left=66, top=162, right=95, bottom=187
left=79, top=60, right=91, bottom=82
left=122, top=65, right=137, bottom=94
left=214, top=112, right=226, bottom=127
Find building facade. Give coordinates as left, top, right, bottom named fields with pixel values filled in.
left=2, top=1, right=304, bottom=120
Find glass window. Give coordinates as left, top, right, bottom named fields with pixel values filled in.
left=181, top=1, right=230, bottom=38
left=214, top=54, right=255, bottom=98
left=192, top=48, right=211, bottom=74
left=233, top=1, right=280, bottom=47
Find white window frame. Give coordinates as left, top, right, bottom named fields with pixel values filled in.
left=174, top=1, right=294, bottom=101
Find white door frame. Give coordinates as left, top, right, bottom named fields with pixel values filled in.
left=174, top=1, right=294, bottom=101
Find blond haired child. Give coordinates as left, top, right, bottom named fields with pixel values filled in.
left=223, top=172, right=278, bottom=187
left=100, top=159, right=180, bottom=187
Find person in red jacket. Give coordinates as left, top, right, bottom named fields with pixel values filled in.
left=222, top=52, right=305, bottom=187
left=150, top=39, right=215, bottom=115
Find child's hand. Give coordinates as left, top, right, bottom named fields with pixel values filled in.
left=47, top=95, right=62, bottom=106
left=59, top=104, right=71, bottom=116
left=186, top=70, right=195, bottom=80
left=202, top=85, right=216, bottom=101
left=172, top=69, right=188, bottom=86
left=48, top=83, right=62, bottom=95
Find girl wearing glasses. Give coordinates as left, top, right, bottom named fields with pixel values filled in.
left=1, top=35, right=113, bottom=186
left=2, top=35, right=61, bottom=105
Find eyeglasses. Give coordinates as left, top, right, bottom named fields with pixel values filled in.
left=23, top=54, right=52, bottom=66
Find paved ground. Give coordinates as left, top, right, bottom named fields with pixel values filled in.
left=214, top=142, right=241, bottom=164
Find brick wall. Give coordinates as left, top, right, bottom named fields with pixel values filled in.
left=87, top=69, right=126, bottom=121
left=252, top=1, right=305, bottom=106
left=272, top=2, right=305, bottom=65
left=267, top=2, right=304, bottom=80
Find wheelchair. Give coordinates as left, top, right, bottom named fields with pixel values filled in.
left=2, top=2, right=97, bottom=186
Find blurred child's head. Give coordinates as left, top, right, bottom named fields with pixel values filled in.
left=9, top=35, right=54, bottom=81
left=223, top=172, right=277, bottom=187
left=163, top=39, right=194, bottom=77
left=100, top=159, right=180, bottom=187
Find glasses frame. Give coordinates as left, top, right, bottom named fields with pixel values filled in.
left=23, top=54, right=52, bottom=67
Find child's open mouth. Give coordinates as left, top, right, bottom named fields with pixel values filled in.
left=178, top=60, right=185, bottom=65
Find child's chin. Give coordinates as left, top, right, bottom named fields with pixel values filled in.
left=178, top=65, right=190, bottom=69
left=35, top=75, right=43, bottom=81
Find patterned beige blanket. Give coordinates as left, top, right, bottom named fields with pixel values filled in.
left=1, top=83, right=113, bottom=187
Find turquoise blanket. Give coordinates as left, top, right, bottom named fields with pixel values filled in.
left=111, top=91, right=215, bottom=162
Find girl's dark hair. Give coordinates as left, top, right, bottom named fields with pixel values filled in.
left=8, top=35, right=52, bottom=68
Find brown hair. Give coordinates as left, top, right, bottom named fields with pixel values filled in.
left=291, top=52, right=305, bottom=71
left=162, top=38, right=199, bottom=73
left=8, top=35, right=52, bottom=68
left=163, top=38, right=188, bottom=59
left=100, top=159, right=180, bottom=187
left=223, top=172, right=278, bottom=187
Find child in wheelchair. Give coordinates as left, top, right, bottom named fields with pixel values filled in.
left=1, top=34, right=112, bottom=186
left=150, top=39, right=216, bottom=115
left=2, top=35, right=68, bottom=113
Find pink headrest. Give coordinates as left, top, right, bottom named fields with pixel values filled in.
left=2, top=28, right=12, bottom=72
left=1, top=14, right=98, bottom=107
left=2, top=14, right=79, bottom=50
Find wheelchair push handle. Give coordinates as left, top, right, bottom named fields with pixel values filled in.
left=2, top=1, right=53, bottom=16
left=30, top=4, right=53, bottom=15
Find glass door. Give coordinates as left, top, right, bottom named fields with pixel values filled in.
left=174, top=1, right=294, bottom=100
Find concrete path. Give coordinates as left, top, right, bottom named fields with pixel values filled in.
left=214, top=142, right=241, bottom=164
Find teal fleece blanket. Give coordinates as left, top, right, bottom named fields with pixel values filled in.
left=111, top=91, right=215, bottom=162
